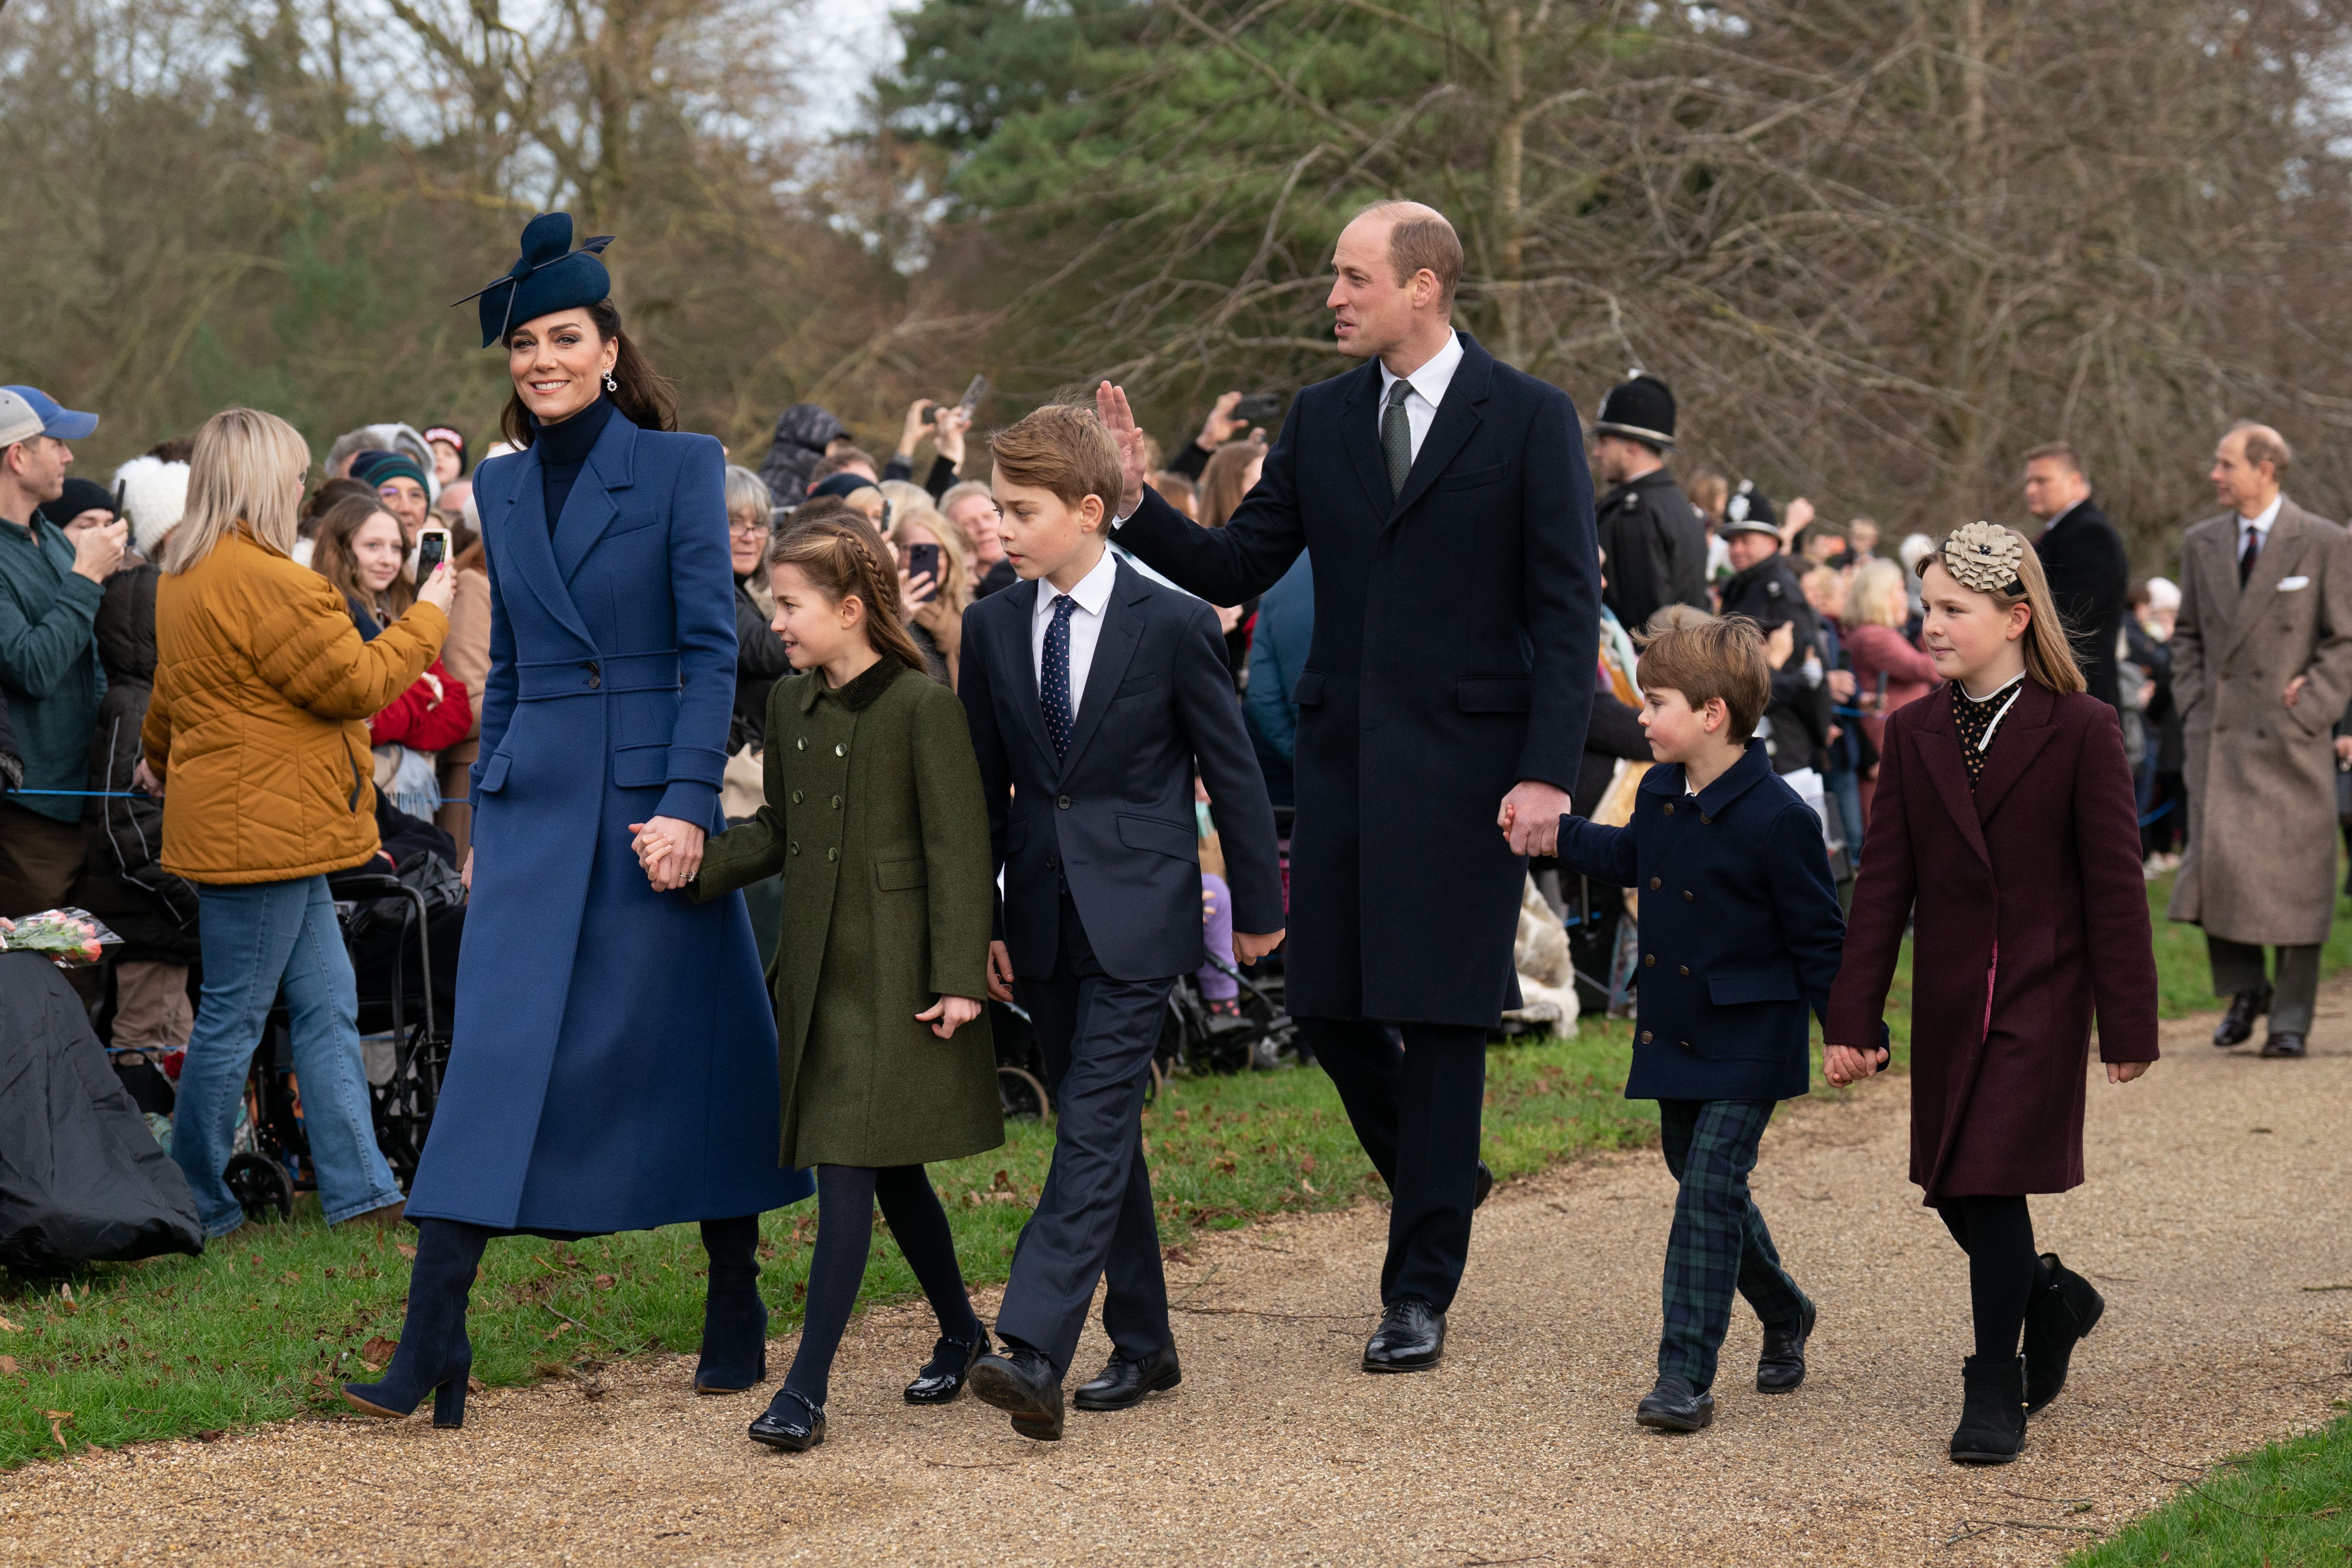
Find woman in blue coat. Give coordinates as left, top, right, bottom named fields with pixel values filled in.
left=345, top=215, right=812, bottom=1429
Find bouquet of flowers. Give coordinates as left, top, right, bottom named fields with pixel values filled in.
left=0, top=908, right=122, bottom=968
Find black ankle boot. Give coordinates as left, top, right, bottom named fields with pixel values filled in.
left=905, top=1327, right=990, bottom=1404
left=344, top=1219, right=489, bottom=1428
left=1949, top=1355, right=2026, bottom=1464
left=2022, top=1253, right=2103, bottom=1415
left=696, top=1216, right=768, bottom=1394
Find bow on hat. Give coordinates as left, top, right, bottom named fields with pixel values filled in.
left=455, top=213, right=616, bottom=348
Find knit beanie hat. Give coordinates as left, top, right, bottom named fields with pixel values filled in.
left=114, top=456, right=192, bottom=557
left=351, top=449, right=433, bottom=495
left=36, top=477, right=117, bottom=531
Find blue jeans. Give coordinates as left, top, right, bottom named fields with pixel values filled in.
left=1825, top=765, right=1866, bottom=863
left=171, top=874, right=403, bottom=1237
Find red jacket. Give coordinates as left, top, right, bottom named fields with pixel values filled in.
left=1826, top=679, right=2158, bottom=1201
left=370, top=660, right=472, bottom=752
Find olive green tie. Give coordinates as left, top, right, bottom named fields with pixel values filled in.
left=1382, top=378, right=1414, bottom=499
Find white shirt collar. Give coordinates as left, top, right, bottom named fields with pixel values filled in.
left=2238, top=494, right=2283, bottom=536
left=2043, top=498, right=2083, bottom=531
left=1958, top=669, right=2026, bottom=704
left=1377, top=329, right=1464, bottom=410
left=1035, top=546, right=1119, bottom=622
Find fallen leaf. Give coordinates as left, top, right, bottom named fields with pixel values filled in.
left=593, top=1274, right=615, bottom=1290
left=0, top=1315, right=21, bottom=1332
left=580, top=1381, right=607, bottom=1402
left=1162, top=1245, right=1195, bottom=1266
left=991, top=1169, right=1014, bottom=1192
left=193, top=1430, right=225, bottom=1443
left=545, top=1322, right=572, bottom=1341
left=396, top=1244, right=417, bottom=1259
left=358, top=1335, right=400, bottom=1369
left=1299, top=1153, right=1316, bottom=1176
left=0, top=1355, right=16, bottom=1375
left=44, top=1411, right=72, bottom=1449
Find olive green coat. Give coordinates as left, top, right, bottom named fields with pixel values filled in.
left=691, top=658, right=1001, bottom=1170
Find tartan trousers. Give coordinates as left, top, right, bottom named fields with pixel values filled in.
left=1656, top=1098, right=1809, bottom=1392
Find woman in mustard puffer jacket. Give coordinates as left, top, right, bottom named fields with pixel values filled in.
left=142, top=408, right=455, bottom=1239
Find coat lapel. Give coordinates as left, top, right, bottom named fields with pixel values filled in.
left=2224, top=505, right=2312, bottom=663
left=1055, top=564, right=1147, bottom=782
left=1968, top=680, right=2056, bottom=824
left=551, top=409, right=640, bottom=583
left=1001, top=577, right=1060, bottom=771
left=1385, top=333, right=1491, bottom=529
left=1911, top=689, right=1992, bottom=868
left=1338, top=359, right=1393, bottom=520
left=495, top=446, right=598, bottom=653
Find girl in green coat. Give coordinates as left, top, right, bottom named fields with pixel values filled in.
left=643, top=510, right=1001, bottom=1454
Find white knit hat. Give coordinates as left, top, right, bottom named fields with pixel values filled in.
left=113, top=455, right=191, bottom=559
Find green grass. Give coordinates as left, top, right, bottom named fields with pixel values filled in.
left=2067, top=1410, right=2352, bottom=1567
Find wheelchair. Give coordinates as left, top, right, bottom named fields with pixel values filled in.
left=220, top=866, right=454, bottom=1222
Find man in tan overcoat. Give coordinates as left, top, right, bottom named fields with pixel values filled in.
left=2169, top=421, right=2352, bottom=1057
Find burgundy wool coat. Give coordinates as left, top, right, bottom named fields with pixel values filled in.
left=1825, top=679, right=2159, bottom=1201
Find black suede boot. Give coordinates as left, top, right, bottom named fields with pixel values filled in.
left=2022, top=1253, right=2103, bottom=1415
left=1949, top=1354, right=2026, bottom=1464
left=344, top=1219, right=490, bottom=1428
left=696, top=1216, right=768, bottom=1394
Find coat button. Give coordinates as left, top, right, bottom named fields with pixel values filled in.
left=789, top=840, right=800, bottom=855
left=584, top=661, right=601, bottom=689
left=1639, top=1031, right=1653, bottom=1044
left=1683, top=890, right=1695, bottom=902
left=1679, top=965, right=1690, bottom=976
left=1058, top=795, right=1072, bottom=809
left=831, top=795, right=841, bottom=809
left=791, top=790, right=803, bottom=804
left=1663, top=802, right=1675, bottom=815
left=1642, top=954, right=1655, bottom=968
left=796, top=738, right=807, bottom=751
left=1700, top=814, right=1712, bottom=825
left=835, top=742, right=846, bottom=757
left=1679, top=1040, right=1693, bottom=1051
left=1046, top=856, right=1060, bottom=872
left=1648, top=877, right=1661, bottom=890
left=827, top=847, right=838, bottom=861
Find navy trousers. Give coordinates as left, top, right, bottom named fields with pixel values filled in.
left=998, top=889, right=1175, bottom=1376
left=1655, top=1098, right=1808, bottom=1391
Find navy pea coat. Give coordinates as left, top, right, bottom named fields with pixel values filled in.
left=404, top=409, right=813, bottom=1232
left=1112, top=332, right=1600, bottom=1027
left=1556, top=742, right=1849, bottom=1101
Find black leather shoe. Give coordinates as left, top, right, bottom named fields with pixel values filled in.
left=1074, top=1344, right=1182, bottom=1411
left=1756, top=1298, right=1816, bottom=1393
left=1362, top=1297, right=1446, bottom=1373
left=2213, top=985, right=2269, bottom=1047
left=2022, top=1253, right=2103, bottom=1415
left=2259, top=1032, right=2308, bottom=1058
left=905, top=1329, right=990, bottom=1405
left=1950, top=1354, right=2025, bottom=1464
left=747, top=1389, right=825, bottom=1452
left=1474, top=1161, right=1495, bottom=1209
left=968, top=1348, right=1065, bottom=1441
left=1635, top=1374, right=1716, bottom=1433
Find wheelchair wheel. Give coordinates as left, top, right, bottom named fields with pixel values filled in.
left=998, top=1065, right=1051, bottom=1123
left=223, top=1152, right=295, bottom=1222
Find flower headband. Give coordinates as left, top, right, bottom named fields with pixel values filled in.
left=1940, top=521, right=2024, bottom=594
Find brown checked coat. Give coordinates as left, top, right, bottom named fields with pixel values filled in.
left=2166, top=499, right=2352, bottom=948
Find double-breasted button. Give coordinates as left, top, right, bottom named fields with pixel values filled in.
left=827, top=847, right=838, bottom=862
left=1647, top=877, right=1661, bottom=890
left=1057, top=795, right=1072, bottom=810
left=583, top=661, right=602, bottom=689
left=791, top=790, right=803, bottom=804
left=789, top=840, right=800, bottom=855
left=1045, top=856, right=1060, bottom=873
left=1642, top=954, right=1655, bottom=968
left=1700, top=814, right=1712, bottom=825
left=1639, top=1030, right=1654, bottom=1044
left=1678, top=965, right=1690, bottom=976
left=1683, top=890, right=1695, bottom=902
left=796, top=737, right=807, bottom=752
left=1679, top=1040, right=1693, bottom=1051
left=830, top=795, right=841, bottom=809
left=835, top=742, right=846, bottom=757
left=1663, top=802, right=1675, bottom=816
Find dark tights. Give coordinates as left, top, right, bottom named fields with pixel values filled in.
left=1935, top=1195, right=2052, bottom=1362
left=782, top=1164, right=980, bottom=1409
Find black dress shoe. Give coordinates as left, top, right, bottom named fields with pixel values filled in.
left=905, top=1329, right=990, bottom=1405
left=1362, top=1297, right=1446, bottom=1373
left=2022, top=1253, right=2103, bottom=1415
left=1074, top=1344, right=1182, bottom=1411
left=1756, top=1297, right=1816, bottom=1393
left=1635, top=1374, right=1716, bottom=1433
left=2259, top=1032, right=2308, bottom=1058
left=747, top=1388, right=825, bottom=1452
left=1474, top=1161, right=1495, bottom=1209
left=1950, top=1355, right=2025, bottom=1464
left=967, top=1348, right=1065, bottom=1441
left=2213, top=985, right=2270, bottom=1047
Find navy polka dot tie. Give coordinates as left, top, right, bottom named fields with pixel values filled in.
left=1042, top=593, right=1077, bottom=760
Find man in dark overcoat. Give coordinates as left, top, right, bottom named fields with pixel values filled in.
left=1099, top=200, right=1599, bottom=1372
left=1590, top=371, right=1709, bottom=633
left=2024, top=441, right=2130, bottom=716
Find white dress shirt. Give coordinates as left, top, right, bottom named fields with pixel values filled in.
left=2041, top=497, right=2083, bottom=533
left=1375, top=329, right=1465, bottom=464
left=1031, top=546, right=1121, bottom=717
left=2236, top=492, right=2283, bottom=560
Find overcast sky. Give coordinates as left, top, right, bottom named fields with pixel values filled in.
left=802, top=0, right=905, bottom=133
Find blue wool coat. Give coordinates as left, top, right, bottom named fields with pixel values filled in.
left=1556, top=741, right=1851, bottom=1102
left=403, top=409, right=813, bottom=1232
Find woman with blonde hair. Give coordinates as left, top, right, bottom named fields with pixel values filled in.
left=143, top=408, right=455, bottom=1240
left=892, top=503, right=969, bottom=687
left=1842, top=556, right=1942, bottom=813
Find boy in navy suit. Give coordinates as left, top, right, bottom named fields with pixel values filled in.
left=959, top=405, right=1285, bottom=1441
left=1553, top=614, right=1870, bottom=1433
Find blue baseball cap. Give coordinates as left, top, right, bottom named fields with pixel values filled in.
left=1, top=386, right=99, bottom=443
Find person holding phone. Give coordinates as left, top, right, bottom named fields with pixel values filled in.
left=892, top=504, right=970, bottom=688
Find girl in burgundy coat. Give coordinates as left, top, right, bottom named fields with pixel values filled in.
left=1824, top=523, right=2158, bottom=1467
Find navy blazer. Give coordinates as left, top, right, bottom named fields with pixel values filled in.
left=1112, top=332, right=1600, bottom=1028
left=1556, top=742, right=1847, bottom=1102
left=959, top=557, right=1282, bottom=983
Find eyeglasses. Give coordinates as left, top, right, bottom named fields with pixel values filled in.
left=729, top=517, right=768, bottom=539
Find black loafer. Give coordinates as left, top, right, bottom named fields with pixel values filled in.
left=905, top=1330, right=990, bottom=1405
left=2213, top=985, right=2269, bottom=1047
left=2259, top=1032, right=2308, bottom=1058
left=1474, top=1161, right=1495, bottom=1209
left=968, top=1348, right=1066, bottom=1441
left=1636, top=1374, right=1716, bottom=1433
left=1756, top=1298, right=1816, bottom=1393
left=1074, top=1344, right=1182, bottom=1411
left=747, top=1389, right=825, bottom=1452
left=1362, top=1297, right=1446, bottom=1373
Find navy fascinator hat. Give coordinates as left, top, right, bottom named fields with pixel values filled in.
left=456, top=213, right=615, bottom=349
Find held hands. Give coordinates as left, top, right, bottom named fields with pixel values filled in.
left=1823, top=1044, right=1890, bottom=1087
left=1497, top=780, right=1571, bottom=858
left=628, top=816, right=708, bottom=892
left=2107, top=1060, right=2152, bottom=1084
left=917, top=994, right=984, bottom=1039
left=986, top=940, right=1017, bottom=1003
left=1094, top=382, right=1151, bottom=518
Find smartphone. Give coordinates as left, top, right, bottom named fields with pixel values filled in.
left=928, top=374, right=989, bottom=423
left=416, top=527, right=449, bottom=580
left=906, top=542, right=942, bottom=602
left=1234, top=392, right=1283, bottom=425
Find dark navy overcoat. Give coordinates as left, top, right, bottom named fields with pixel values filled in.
left=1556, top=742, right=1849, bottom=1102
left=1112, top=332, right=1600, bottom=1028
left=404, top=409, right=814, bottom=1232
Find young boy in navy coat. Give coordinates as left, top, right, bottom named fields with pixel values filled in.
left=959, top=405, right=1285, bottom=1441
left=1555, top=613, right=1872, bottom=1433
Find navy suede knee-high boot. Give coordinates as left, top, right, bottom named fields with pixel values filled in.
left=697, top=1214, right=769, bottom=1394
left=344, top=1218, right=490, bottom=1428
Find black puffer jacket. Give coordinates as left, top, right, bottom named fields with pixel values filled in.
left=730, top=574, right=794, bottom=753
left=1718, top=549, right=1831, bottom=774
left=80, top=564, right=200, bottom=964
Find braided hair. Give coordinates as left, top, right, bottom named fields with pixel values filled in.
left=766, top=507, right=928, bottom=674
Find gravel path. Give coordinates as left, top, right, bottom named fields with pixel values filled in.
left=6, top=987, right=2350, bottom=1566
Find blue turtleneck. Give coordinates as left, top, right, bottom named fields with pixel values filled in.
left=533, top=394, right=616, bottom=535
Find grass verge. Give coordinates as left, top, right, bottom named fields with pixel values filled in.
left=2066, top=1410, right=2352, bottom=1566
